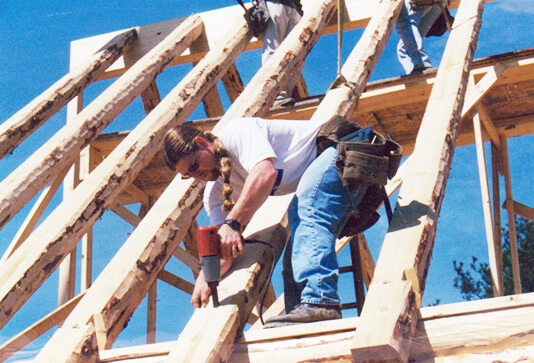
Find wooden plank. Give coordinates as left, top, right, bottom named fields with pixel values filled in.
left=110, top=203, right=143, bottom=227
left=189, top=30, right=225, bottom=117
left=461, top=63, right=506, bottom=119
left=473, top=111, right=503, bottom=296
left=93, top=294, right=534, bottom=362
left=214, top=0, right=337, bottom=129
left=98, top=342, right=172, bottom=362
left=229, top=293, right=534, bottom=362
left=0, top=292, right=85, bottom=362
left=500, top=135, right=522, bottom=294
left=147, top=282, right=157, bottom=344
left=0, top=16, right=204, bottom=233
left=34, top=177, right=205, bottom=361
left=491, top=142, right=503, bottom=281
left=0, top=29, right=137, bottom=160
left=69, top=0, right=471, bottom=80
left=504, top=200, right=534, bottom=222
left=0, top=164, right=70, bottom=263
left=158, top=269, right=195, bottom=294
left=165, top=194, right=294, bottom=363
left=172, top=246, right=201, bottom=274
left=351, top=0, right=486, bottom=360
left=0, top=15, right=250, bottom=333
left=221, top=64, right=244, bottom=103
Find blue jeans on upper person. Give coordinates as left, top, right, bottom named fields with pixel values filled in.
left=396, top=0, right=442, bottom=74
left=262, top=0, right=303, bottom=98
left=283, top=146, right=367, bottom=312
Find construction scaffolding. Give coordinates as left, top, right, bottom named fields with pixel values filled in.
left=0, top=0, right=533, bottom=361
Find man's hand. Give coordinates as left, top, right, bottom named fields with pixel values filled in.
left=191, top=270, right=211, bottom=308
left=191, top=259, right=234, bottom=308
left=218, top=223, right=244, bottom=260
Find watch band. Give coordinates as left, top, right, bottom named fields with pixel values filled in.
left=223, top=219, right=242, bottom=233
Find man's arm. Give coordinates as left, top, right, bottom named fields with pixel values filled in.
left=191, top=158, right=277, bottom=308
left=218, top=158, right=277, bottom=259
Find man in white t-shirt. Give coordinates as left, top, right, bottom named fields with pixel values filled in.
left=163, top=117, right=366, bottom=327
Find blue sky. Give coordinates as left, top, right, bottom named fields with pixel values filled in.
left=1, top=0, right=534, bottom=360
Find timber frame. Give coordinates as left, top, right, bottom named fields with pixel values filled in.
left=1, top=0, right=533, bottom=361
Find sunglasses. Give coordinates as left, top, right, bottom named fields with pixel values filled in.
left=181, top=151, right=199, bottom=179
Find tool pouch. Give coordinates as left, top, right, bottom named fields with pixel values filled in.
left=244, top=2, right=269, bottom=38
left=316, top=115, right=403, bottom=237
left=336, top=132, right=402, bottom=188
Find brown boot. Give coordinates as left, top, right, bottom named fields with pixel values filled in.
left=263, top=303, right=341, bottom=329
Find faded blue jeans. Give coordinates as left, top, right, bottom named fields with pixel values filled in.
left=283, top=146, right=367, bottom=312
left=396, top=0, right=442, bottom=74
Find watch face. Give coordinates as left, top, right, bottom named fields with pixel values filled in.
left=225, top=219, right=241, bottom=232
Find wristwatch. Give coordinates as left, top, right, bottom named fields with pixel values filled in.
left=223, top=219, right=242, bottom=233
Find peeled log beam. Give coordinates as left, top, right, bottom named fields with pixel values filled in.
left=0, top=29, right=137, bottom=160
left=311, top=0, right=403, bottom=122
left=166, top=195, right=293, bottom=363
left=35, top=178, right=204, bottom=362
left=0, top=15, right=203, bottom=232
left=215, top=0, right=338, bottom=130
left=0, top=17, right=252, bottom=332
left=351, top=0, right=485, bottom=361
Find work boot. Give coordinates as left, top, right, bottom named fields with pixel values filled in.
left=272, top=96, right=295, bottom=108
left=263, top=303, right=341, bottom=329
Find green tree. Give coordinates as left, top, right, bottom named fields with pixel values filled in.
left=453, top=216, right=534, bottom=300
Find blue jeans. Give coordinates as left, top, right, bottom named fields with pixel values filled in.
left=283, top=146, right=366, bottom=311
left=396, top=0, right=442, bottom=74
left=262, top=1, right=302, bottom=98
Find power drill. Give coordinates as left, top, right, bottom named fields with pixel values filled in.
left=197, top=226, right=221, bottom=307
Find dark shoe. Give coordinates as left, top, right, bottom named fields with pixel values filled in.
left=263, top=303, right=341, bottom=329
left=409, top=66, right=433, bottom=76
left=272, top=96, right=295, bottom=108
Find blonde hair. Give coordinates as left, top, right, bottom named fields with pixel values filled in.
left=163, top=125, right=235, bottom=212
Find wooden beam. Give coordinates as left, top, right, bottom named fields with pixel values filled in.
left=172, top=245, right=201, bottom=274
left=35, top=177, right=204, bottom=361
left=69, top=0, right=472, bottom=81
left=158, top=269, right=195, bottom=294
left=147, top=281, right=157, bottom=344
left=0, top=29, right=137, bottom=160
left=500, top=135, right=522, bottom=294
left=0, top=15, right=204, bottom=232
left=189, top=30, right=225, bottom=117
left=491, top=142, right=503, bottom=282
left=0, top=15, right=250, bottom=332
left=504, top=200, right=534, bottom=222
left=230, top=293, right=534, bottom=362
left=214, top=0, right=337, bottom=129
left=477, top=104, right=501, bottom=147
left=473, top=110, right=503, bottom=296
left=221, top=64, right=245, bottom=103
left=310, top=0, right=402, bottom=122
left=461, top=62, right=506, bottom=119
left=351, top=0, right=486, bottom=360
left=167, top=305, right=240, bottom=362
left=0, top=164, right=70, bottom=263
left=110, top=203, right=143, bottom=227
left=165, top=195, right=294, bottom=362
left=0, top=292, right=85, bottom=362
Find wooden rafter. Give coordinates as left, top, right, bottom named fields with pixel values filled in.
left=351, top=0, right=486, bottom=360
left=0, top=29, right=137, bottom=160
left=0, top=14, right=246, bottom=333
left=0, top=15, right=204, bottom=232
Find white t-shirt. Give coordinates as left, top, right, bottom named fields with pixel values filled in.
left=204, top=117, right=327, bottom=225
